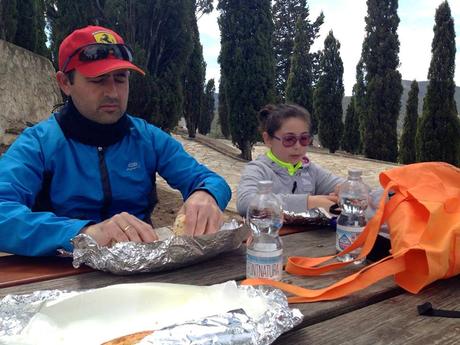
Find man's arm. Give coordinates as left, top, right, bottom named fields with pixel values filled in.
left=0, top=128, right=90, bottom=256
left=151, top=128, right=231, bottom=235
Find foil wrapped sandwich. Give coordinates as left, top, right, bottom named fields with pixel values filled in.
left=69, top=219, right=248, bottom=275
left=0, top=281, right=302, bottom=345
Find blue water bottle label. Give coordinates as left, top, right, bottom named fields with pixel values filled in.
left=246, top=248, right=283, bottom=281
left=336, top=224, right=364, bottom=252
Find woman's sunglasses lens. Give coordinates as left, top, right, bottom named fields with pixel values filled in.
left=282, top=136, right=297, bottom=147
left=299, top=135, right=311, bottom=146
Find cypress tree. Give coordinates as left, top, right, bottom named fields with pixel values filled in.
left=399, top=80, right=419, bottom=164
left=184, top=16, right=206, bottom=138
left=285, top=16, right=314, bottom=130
left=218, top=74, right=231, bottom=139
left=272, top=0, right=323, bottom=101
left=361, top=0, right=402, bottom=162
left=8, top=0, right=48, bottom=56
left=34, top=0, right=49, bottom=58
left=416, top=1, right=460, bottom=166
left=314, top=31, right=344, bottom=153
left=199, top=79, right=215, bottom=135
left=218, top=0, right=275, bottom=160
left=0, top=0, right=18, bottom=41
left=108, top=0, right=195, bottom=131
left=354, top=58, right=366, bottom=154
left=342, top=98, right=360, bottom=154
left=14, top=0, right=36, bottom=51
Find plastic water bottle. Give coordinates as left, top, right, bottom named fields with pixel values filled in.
left=246, top=180, right=284, bottom=281
left=336, top=169, right=369, bottom=264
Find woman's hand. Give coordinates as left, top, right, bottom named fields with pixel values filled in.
left=307, top=194, right=338, bottom=210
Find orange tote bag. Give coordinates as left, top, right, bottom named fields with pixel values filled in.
left=242, top=162, right=460, bottom=303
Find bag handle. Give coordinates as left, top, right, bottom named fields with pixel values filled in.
left=241, top=253, right=406, bottom=303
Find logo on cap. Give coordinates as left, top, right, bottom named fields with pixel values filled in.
left=93, top=31, right=117, bottom=44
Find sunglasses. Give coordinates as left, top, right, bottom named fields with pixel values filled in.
left=62, top=43, right=134, bottom=73
left=272, top=133, right=312, bottom=147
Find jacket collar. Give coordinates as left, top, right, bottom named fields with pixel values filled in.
left=265, top=150, right=309, bottom=176
left=55, top=98, right=131, bottom=147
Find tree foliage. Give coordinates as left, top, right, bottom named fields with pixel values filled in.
left=272, top=0, right=323, bottom=101
left=342, top=98, right=360, bottom=154
left=361, top=0, right=402, bottom=162
left=218, top=73, right=231, bottom=139
left=285, top=16, right=315, bottom=131
left=314, top=31, right=344, bottom=153
left=399, top=80, right=419, bottom=164
left=0, top=0, right=18, bottom=41
left=199, top=79, right=215, bottom=135
left=353, top=57, right=367, bottom=153
left=1, top=0, right=48, bottom=57
left=184, top=15, right=206, bottom=138
left=416, top=1, right=460, bottom=166
left=218, top=0, right=275, bottom=160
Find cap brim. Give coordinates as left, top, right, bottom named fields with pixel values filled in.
left=76, top=59, right=145, bottom=77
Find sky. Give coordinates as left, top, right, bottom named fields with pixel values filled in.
left=198, top=0, right=460, bottom=96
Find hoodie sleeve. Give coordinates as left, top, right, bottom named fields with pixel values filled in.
left=310, top=162, right=345, bottom=195
left=236, top=162, right=265, bottom=216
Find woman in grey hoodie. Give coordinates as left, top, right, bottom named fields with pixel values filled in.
left=237, top=104, right=345, bottom=217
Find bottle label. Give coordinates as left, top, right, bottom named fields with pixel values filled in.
left=336, top=224, right=364, bottom=252
left=246, top=248, right=283, bottom=281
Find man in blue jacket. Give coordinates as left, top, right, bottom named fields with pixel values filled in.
left=0, top=25, right=231, bottom=256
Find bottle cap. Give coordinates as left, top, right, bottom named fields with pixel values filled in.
left=348, top=169, right=363, bottom=178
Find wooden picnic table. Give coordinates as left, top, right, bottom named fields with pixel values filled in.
left=0, top=226, right=458, bottom=344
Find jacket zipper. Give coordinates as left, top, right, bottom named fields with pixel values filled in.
left=97, top=146, right=112, bottom=219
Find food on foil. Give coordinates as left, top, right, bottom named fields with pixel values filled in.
left=172, top=213, right=186, bottom=236
left=283, top=207, right=334, bottom=227
left=71, top=220, right=248, bottom=274
left=0, top=281, right=302, bottom=345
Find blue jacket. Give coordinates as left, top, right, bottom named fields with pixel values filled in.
left=0, top=105, right=231, bottom=256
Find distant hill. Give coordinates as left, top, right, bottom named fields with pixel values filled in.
left=342, top=80, right=460, bottom=135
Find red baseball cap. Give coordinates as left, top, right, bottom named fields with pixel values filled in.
left=58, top=25, right=145, bottom=77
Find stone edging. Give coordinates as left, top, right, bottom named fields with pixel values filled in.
left=173, top=129, right=400, bottom=166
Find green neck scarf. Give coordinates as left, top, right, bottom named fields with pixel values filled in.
left=266, top=150, right=302, bottom=176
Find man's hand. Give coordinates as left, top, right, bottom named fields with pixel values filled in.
left=307, top=194, right=338, bottom=210
left=180, top=191, right=224, bottom=236
left=80, top=212, right=158, bottom=247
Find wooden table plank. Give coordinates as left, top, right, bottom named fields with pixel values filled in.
left=0, top=246, right=247, bottom=297
left=0, top=255, right=93, bottom=288
left=276, top=276, right=460, bottom=345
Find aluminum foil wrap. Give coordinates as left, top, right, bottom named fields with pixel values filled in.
left=0, top=290, right=76, bottom=338
left=283, top=207, right=333, bottom=227
left=72, top=220, right=248, bottom=274
left=139, top=286, right=303, bottom=345
left=0, top=282, right=303, bottom=345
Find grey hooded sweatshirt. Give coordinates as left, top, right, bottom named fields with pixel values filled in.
left=236, top=154, right=345, bottom=216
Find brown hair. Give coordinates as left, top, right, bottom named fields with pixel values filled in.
left=258, top=103, right=311, bottom=136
